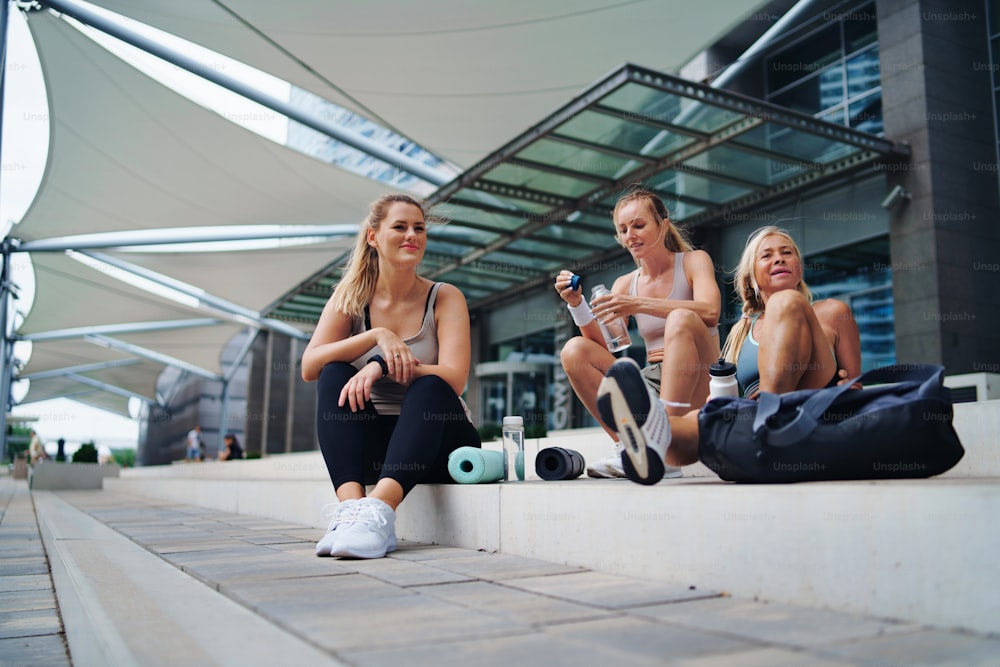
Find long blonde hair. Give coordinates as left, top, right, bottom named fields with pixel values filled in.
left=612, top=185, right=693, bottom=269
left=331, top=193, right=428, bottom=317
left=721, top=225, right=813, bottom=363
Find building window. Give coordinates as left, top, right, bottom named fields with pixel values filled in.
left=803, top=237, right=895, bottom=372
left=766, top=2, right=882, bottom=135
left=987, top=0, right=1000, bottom=191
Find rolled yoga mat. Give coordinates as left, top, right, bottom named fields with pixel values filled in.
left=535, top=447, right=585, bottom=481
left=447, top=447, right=505, bottom=484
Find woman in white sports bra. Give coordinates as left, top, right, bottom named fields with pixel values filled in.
left=555, top=186, right=722, bottom=479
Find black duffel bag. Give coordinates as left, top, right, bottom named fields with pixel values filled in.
left=698, top=364, right=964, bottom=482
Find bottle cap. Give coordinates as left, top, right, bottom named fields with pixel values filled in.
left=709, top=358, right=737, bottom=377
left=569, top=274, right=581, bottom=291
left=502, top=416, right=524, bottom=427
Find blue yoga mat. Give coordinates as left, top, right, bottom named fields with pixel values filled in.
left=447, top=447, right=504, bottom=484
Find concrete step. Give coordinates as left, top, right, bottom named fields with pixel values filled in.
left=105, top=399, right=1000, bottom=636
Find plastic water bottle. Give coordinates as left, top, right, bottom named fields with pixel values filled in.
left=501, top=416, right=525, bottom=481
left=590, top=284, right=632, bottom=353
left=708, top=358, right=739, bottom=399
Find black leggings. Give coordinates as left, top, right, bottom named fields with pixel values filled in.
left=316, top=362, right=481, bottom=497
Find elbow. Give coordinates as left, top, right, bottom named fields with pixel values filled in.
left=704, top=307, right=721, bottom=329
left=300, top=357, right=318, bottom=383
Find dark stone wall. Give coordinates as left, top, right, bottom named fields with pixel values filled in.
left=877, top=0, right=1000, bottom=371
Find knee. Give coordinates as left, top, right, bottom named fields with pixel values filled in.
left=318, top=361, right=355, bottom=386
left=560, top=336, right=592, bottom=375
left=409, top=374, right=451, bottom=395
left=663, top=308, right=702, bottom=340
left=764, top=290, right=811, bottom=320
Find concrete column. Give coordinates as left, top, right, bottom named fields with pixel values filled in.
left=877, top=0, right=1000, bottom=371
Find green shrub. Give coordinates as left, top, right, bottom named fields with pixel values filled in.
left=72, top=442, right=99, bottom=463
left=477, top=422, right=502, bottom=442
left=110, top=448, right=135, bottom=468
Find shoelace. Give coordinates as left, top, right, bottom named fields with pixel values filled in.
left=352, top=501, right=389, bottom=529
left=322, top=500, right=361, bottom=531
left=321, top=499, right=388, bottom=531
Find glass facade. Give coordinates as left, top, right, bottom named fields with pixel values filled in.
left=803, top=237, right=895, bottom=372
left=988, top=0, right=1000, bottom=187
left=763, top=3, right=892, bottom=369
left=766, top=2, right=883, bottom=135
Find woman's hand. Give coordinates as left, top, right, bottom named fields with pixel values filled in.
left=338, top=362, right=383, bottom=412
left=554, top=270, right=583, bottom=306
left=372, top=329, right=418, bottom=384
left=591, top=291, right=634, bottom=325
left=835, top=368, right=863, bottom=390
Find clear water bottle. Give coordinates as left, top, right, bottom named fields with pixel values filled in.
left=590, top=284, right=632, bottom=353
left=501, top=416, right=525, bottom=481
left=708, top=358, right=739, bottom=399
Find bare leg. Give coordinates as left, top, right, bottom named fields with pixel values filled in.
left=336, top=481, right=364, bottom=503
left=665, top=410, right=701, bottom=467
left=336, top=479, right=404, bottom=511
left=658, top=309, right=721, bottom=416
left=757, top=291, right=837, bottom=394
left=561, top=336, right=618, bottom=440
left=370, top=478, right=404, bottom=511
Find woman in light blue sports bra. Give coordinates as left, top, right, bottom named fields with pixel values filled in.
left=721, top=226, right=861, bottom=399
left=555, top=186, right=722, bottom=478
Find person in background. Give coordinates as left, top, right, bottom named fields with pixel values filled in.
left=219, top=433, right=244, bottom=461
left=28, top=430, right=47, bottom=465
left=301, top=193, right=480, bottom=559
left=555, top=185, right=721, bottom=479
left=186, top=425, right=202, bottom=461
left=598, top=225, right=861, bottom=483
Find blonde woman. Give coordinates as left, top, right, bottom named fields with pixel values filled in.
left=302, top=193, right=479, bottom=558
left=597, top=226, right=861, bottom=484
left=555, top=186, right=721, bottom=479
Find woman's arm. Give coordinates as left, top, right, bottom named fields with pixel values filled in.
left=408, top=283, right=472, bottom=396
left=814, top=299, right=862, bottom=381
left=301, top=296, right=396, bottom=382
left=593, top=251, right=721, bottom=328
left=554, top=269, right=612, bottom=347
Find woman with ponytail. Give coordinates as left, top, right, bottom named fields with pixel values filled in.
left=555, top=185, right=722, bottom=479
left=302, top=193, right=479, bottom=558
left=595, top=225, right=861, bottom=484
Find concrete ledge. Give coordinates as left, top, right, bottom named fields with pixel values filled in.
left=29, top=462, right=120, bottom=490
left=104, top=400, right=1000, bottom=635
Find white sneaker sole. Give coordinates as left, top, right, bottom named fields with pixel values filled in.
left=331, top=534, right=398, bottom=559
left=597, top=359, right=668, bottom=486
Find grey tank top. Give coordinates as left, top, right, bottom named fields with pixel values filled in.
left=351, top=282, right=443, bottom=416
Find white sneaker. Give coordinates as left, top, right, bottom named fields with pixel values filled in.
left=586, top=442, right=682, bottom=480
left=586, top=443, right=628, bottom=478
left=597, top=358, right=674, bottom=485
left=330, top=497, right=398, bottom=559
left=315, top=499, right=361, bottom=557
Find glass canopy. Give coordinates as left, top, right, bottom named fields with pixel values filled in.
left=270, top=63, right=908, bottom=324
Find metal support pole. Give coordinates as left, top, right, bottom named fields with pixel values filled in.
left=0, top=0, right=11, bottom=464
left=0, top=243, right=13, bottom=465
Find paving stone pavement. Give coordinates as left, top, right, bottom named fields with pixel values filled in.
left=2, top=473, right=999, bottom=666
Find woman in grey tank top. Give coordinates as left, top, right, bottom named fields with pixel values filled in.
left=302, top=193, right=480, bottom=559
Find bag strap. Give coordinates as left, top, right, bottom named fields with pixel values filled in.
left=753, top=364, right=946, bottom=447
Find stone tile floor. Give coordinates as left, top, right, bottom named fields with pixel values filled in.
left=2, top=473, right=999, bottom=666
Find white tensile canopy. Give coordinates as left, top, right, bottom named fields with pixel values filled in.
left=7, top=0, right=765, bottom=416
